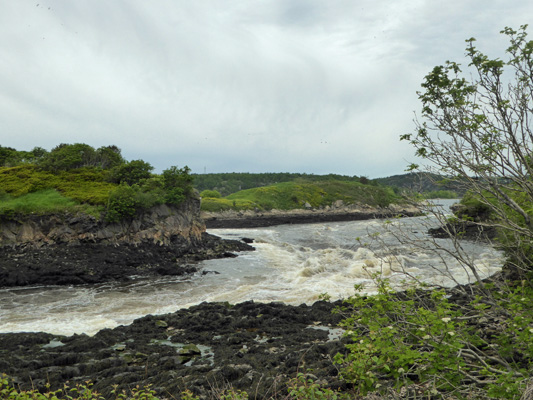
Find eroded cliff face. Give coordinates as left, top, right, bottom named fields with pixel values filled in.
left=0, top=197, right=205, bottom=248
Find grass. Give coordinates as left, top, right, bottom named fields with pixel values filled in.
left=0, top=165, right=115, bottom=205
left=0, top=165, right=113, bottom=219
left=0, top=189, right=103, bottom=218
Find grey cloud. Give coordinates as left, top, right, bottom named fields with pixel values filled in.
left=1, top=0, right=532, bottom=177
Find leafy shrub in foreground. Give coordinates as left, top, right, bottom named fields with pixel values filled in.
left=334, top=276, right=533, bottom=398
left=0, top=374, right=161, bottom=399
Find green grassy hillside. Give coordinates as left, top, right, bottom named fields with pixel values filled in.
left=200, top=181, right=399, bottom=212
left=193, top=172, right=366, bottom=196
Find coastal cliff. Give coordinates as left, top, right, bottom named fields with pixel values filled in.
left=0, top=197, right=253, bottom=287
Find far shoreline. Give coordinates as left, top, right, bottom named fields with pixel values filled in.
left=202, top=203, right=422, bottom=229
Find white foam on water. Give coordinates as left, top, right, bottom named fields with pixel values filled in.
left=0, top=216, right=504, bottom=336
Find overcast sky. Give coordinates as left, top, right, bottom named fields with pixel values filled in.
left=0, top=1, right=531, bottom=178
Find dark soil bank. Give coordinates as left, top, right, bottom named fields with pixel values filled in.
left=0, top=300, right=346, bottom=399
left=0, top=233, right=253, bottom=287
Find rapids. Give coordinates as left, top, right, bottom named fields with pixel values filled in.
left=0, top=200, right=503, bottom=336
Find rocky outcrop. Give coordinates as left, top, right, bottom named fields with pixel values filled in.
left=0, top=197, right=253, bottom=287
left=0, top=198, right=205, bottom=247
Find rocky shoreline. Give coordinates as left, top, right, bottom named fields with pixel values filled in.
left=0, top=232, right=253, bottom=287
left=0, top=198, right=254, bottom=288
left=0, top=300, right=346, bottom=399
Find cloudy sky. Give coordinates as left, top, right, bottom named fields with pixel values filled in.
left=0, top=1, right=531, bottom=178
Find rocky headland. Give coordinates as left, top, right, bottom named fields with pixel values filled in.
left=0, top=197, right=252, bottom=287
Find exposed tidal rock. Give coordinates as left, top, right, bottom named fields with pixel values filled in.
left=0, top=301, right=346, bottom=399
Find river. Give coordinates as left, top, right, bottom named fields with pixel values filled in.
left=0, top=200, right=503, bottom=336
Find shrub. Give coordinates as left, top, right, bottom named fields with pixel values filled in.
left=105, top=184, right=163, bottom=222
left=200, top=190, right=222, bottom=198
left=108, top=160, right=154, bottom=186
left=39, top=143, right=99, bottom=171
left=334, top=276, right=533, bottom=398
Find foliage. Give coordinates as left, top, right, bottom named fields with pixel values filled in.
left=107, top=160, right=154, bottom=186
left=0, top=189, right=102, bottom=219
left=0, top=166, right=115, bottom=205
left=287, top=373, right=348, bottom=399
left=193, top=172, right=366, bottom=197
left=105, top=184, right=163, bottom=223
left=401, top=25, right=533, bottom=275
left=0, top=374, right=160, bottom=399
left=161, top=166, right=194, bottom=206
left=334, top=276, right=533, bottom=398
left=0, top=145, right=195, bottom=222
left=38, top=144, right=123, bottom=172
left=375, top=172, right=464, bottom=195
left=0, top=145, right=48, bottom=167
left=200, top=189, right=222, bottom=198
left=215, top=181, right=398, bottom=212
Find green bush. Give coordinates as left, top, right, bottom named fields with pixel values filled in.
left=200, top=190, right=222, bottom=198
left=334, top=276, right=533, bottom=398
left=39, top=143, right=98, bottom=171
left=108, top=160, right=154, bottom=186
left=200, top=197, right=256, bottom=212
left=105, top=184, right=163, bottom=223
left=161, top=166, right=193, bottom=192
left=38, top=143, right=125, bottom=171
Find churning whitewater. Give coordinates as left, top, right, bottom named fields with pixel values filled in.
left=0, top=201, right=503, bottom=336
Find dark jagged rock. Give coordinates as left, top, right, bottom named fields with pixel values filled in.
left=0, top=232, right=252, bottom=287
left=428, top=221, right=497, bottom=241
left=0, top=301, right=345, bottom=399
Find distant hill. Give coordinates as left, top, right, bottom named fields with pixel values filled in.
left=193, top=172, right=365, bottom=196
left=374, top=172, right=464, bottom=196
